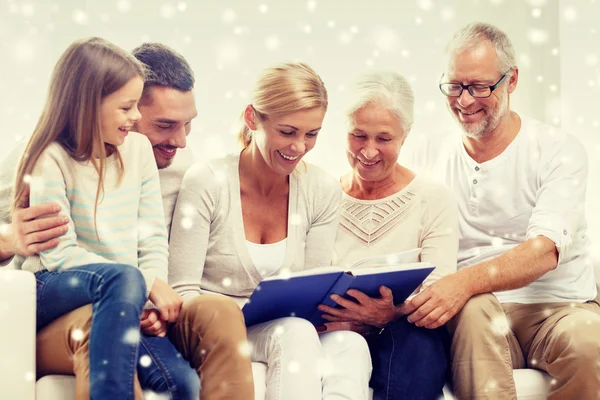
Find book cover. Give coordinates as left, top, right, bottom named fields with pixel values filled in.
left=242, top=249, right=433, bottom=327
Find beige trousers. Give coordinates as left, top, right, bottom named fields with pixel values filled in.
left=36, top=294, right=255, bottom=400
left=447, top=293, right=600, bottom=400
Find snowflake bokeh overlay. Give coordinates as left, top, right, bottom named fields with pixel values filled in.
left=0, top=0, right=598, bottom=249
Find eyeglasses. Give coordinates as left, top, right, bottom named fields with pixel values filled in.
left=439, top=74, right=508, bottom=98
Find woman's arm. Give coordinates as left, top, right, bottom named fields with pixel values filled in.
left=168, top=163, right=216, bottom=302
left=304, top=170, right=342, bottom=269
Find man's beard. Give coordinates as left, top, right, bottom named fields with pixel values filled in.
left=450, top=94, right=509, bottom=139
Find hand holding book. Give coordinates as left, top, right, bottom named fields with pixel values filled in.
left=242, top=248, right=434, bottom=327
left=317, top=285, right=405, bottom=331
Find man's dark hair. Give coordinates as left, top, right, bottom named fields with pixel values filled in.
left=132, top=43, right=194, bottom=100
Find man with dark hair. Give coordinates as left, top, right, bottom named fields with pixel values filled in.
left=0, top=43, right=255, bottom=400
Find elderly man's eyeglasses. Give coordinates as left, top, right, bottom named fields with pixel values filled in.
left=439, top=74, right=508, bottom=98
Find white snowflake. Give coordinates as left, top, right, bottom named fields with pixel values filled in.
left=25, top=372, right=35, bottom=382
left=527, top=28, right=549, bottom=45
left=287, top=360, right=300, bottom=373
left=417, top=0, right=433, bottom=11
left=217, top=43, right=240, bottom=64
left=339, top=31, right=353, bottom=44
left=265, top=35, right=280, bottom=51
left=180, top=217, right=193, bottom=230
left=116, top=0, right=131, bottom=13
left=563, top=6, right=577, bottom=22
left=303, top=24, right=312, bottom=34
left=531, top=8, right=542, bottom=18
left=71, top=328, right=85, bottom=341
left=72, top=9, right=89, bottom=25
left=491, top=314, right=510, bottom=336
left=258, top=4, right=268, bottom=13
left=139, top=355, right=152, bottom=367
left=222, top=8, right=237, bottom=24
left=160, top=3, right=176, bottom=19
left=440, top=7, right=455, bottom=21
left=491, top=237, right=504, bottom=247
left=585, top=54, right=598, bottom=66
left=373, top=27, right=399, bottom=52
left=222, top=277, right=232, bottom=287
left=21, top=3, right=35, bottom=17
left=238, top=340, right=252, bottom=357
left=122, top=327, right=141, bottom=344
left=177, top=2, right=187, bottom=11
left=14, top=40, right=35, bottom=63
left=327, top=20, right=335, bottom=28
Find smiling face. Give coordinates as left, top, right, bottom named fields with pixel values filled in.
left=245, top=106, right=325, bottom=176
left=346, top=104, right=406, bottom=183
left=99, top=75, right=144, bottom=147
left=444, top=41, right=517, bottom=138
left=135, top=86, right=198, bottom=169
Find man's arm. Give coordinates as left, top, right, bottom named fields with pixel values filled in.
left=403, top=133, right=588, bottom=329
left=402, top=236, right=557, bottom=329
left=0, top=200, right=68, bottom=263
left=0, top=142, right=67, bottom=266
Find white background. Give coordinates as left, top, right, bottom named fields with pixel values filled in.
left=1, top=0, right=598, bottom=254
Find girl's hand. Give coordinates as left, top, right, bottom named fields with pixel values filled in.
left=140, top=309, right=168, bottom=337
left=148, top=278, right=183, bottom=323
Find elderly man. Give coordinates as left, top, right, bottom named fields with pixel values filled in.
left=402, top=22, right=600, bottom=400
left=0, top=42, right=254, bottom=399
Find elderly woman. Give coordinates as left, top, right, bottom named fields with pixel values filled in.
left=318, top=71, right=458, bottom=400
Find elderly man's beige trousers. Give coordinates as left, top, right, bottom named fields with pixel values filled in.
left=447, top=293, right=600, bottom=400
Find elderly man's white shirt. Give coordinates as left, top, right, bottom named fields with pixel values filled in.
left=402, top=115, right=596, bottom=304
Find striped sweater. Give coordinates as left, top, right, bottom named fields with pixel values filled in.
left=21, top=132, right=169, bottom=294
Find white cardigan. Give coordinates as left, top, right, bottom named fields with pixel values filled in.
left=168, top=153, right=342, bottom=303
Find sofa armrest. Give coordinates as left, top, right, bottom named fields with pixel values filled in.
left=0, top=270, right=36, bottom=400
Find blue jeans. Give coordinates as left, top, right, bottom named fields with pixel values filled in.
left=35, top=263, right=147, bottom=400
left=138, top=334, right=200, bottom=399
left=367, top=317, right=450, bottom=400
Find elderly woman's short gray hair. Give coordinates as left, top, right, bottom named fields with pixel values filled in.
left=346, top=71, right=415, bottom=136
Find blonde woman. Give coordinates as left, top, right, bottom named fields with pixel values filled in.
left=12, top=38, right=197, bottom=399
left=169, top=62, right=372, bottom=399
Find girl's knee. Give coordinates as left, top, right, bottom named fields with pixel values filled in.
left=101, top=263, right=146, bottom=304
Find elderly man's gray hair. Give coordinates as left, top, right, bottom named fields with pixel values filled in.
left=446, top=22, right=517, bottom=73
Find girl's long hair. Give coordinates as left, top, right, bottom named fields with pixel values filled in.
left=12, top=37, right=145, bottom=230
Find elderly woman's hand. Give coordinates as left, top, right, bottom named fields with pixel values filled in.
left=317, top=286, right=403, bottom=328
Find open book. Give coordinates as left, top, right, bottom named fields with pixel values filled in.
left=242, top=248, right=434, bottom=327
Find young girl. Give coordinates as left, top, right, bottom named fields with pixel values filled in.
left=12, top=37, right=188, bottom=399
left=168, top=62, right=372, bottom=399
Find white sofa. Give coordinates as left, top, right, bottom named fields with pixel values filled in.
left=7, top=265, right=600, bottom=400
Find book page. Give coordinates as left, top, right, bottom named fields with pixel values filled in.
left=262, top=265, right=344, bottom=281
left=350, top=261, right=432, bottom=276
left=349, top=248, right=422, bottom=270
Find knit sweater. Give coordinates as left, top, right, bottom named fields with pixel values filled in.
left=19, top=133, right=169, bottom=294
left=333, top=175, right=459, bottom=290
left=168, top=153, right=342, bottom=303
